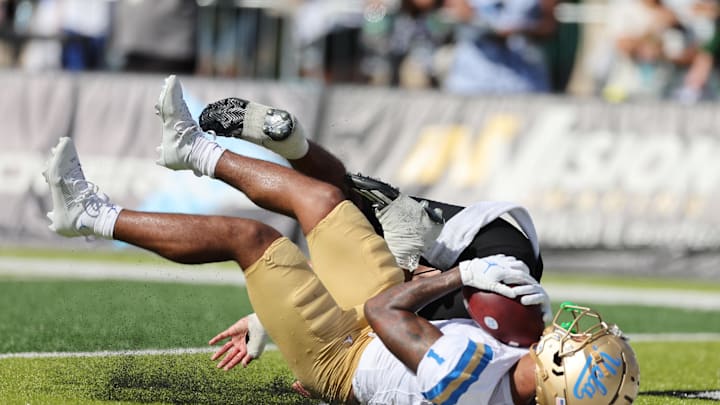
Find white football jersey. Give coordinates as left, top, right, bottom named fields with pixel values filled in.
left=352, top=319, right=528, bottom=405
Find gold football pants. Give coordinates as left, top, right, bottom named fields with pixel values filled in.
left=243, top=201, right=403, bottom=402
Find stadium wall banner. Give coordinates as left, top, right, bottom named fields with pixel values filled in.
left=1, top=72, right=76, bottom=246
left=0, top=72, right=323, bottom=250
left=319, top=86, right=720, bottom=278
left=3, top=73, right=720, bottom=277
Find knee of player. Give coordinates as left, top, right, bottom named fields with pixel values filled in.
left=308, top=183, right=346, bottom=213
left=229, top=220, right=282, bottom=264
left=243, top=220, right=282, bottom=248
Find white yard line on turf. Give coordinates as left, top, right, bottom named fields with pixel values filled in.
left=541, top=284, right=720, bottom=311
left=628, top=333, right=720, bottom=342
left=0, top=344, right=277, bottom=360
left=0, top=257, right=245, bottom=285
left=0, top=347, right=216, bottom=359
left=2, top=333, right=719, bottom=360
left=2, top=257, right=720, bottom=310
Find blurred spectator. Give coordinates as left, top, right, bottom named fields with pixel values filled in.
left=17, top=0, right=61, bottom=71
left=441, top=0, right=558, bottom=94
left=675, top=0, right=720, bottom=103
left=664, top=0, right=716, bottom=44
left=58, top=0, right=110, bottom=70
left=0, top=0, right=12, bottom=23
left=196, top=1, right=261, bottom=77
left=0, top=0, right=16, bottom=66
left=597, top=0, right=688, bottom=101
left=361, top=0, right=454, bottom=88
left=294, top=0, right=366, bottom=83
left=109, top=0, right=198, bottom=74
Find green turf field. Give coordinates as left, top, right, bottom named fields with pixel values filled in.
left=1, top=251, right=719, bottom=404
left=0, top=279, right=251, bottom=353
left=0, top=352, right=314, bottom=405
left=2, top=341, right=719, bottom=405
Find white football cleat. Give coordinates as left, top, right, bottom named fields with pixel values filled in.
left=43, top=137, right=109, bottom=237
left=155, top=75, right=201, bottom=172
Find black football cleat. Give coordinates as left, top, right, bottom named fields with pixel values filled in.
left=346, top=173, right=400, bottom=211
left=199, top=97, right=296, bottom=141
left=199, top=97, right=249, bottom=138
left=348, top=173, right=444, bottom=223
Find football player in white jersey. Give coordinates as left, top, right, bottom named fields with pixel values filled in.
left=198, top=96, right=545, bottom=323
left=44, top=75, right=639, bottom=404
left=198, top=93, right=553, bottom=400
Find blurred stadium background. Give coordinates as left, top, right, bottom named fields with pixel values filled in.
left=2, top=0, right=720, bottom=404
left=4, top=0, right=720, bottom=277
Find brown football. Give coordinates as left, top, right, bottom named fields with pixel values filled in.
left=462, top=286, right=545, bottom=347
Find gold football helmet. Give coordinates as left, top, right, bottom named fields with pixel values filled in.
left=531, top=303, right=640, bottom=404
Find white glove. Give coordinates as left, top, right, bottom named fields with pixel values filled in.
left=246, top=313, right=269, bottom=358
left=458, top=254, right=535, bottom=298
left=511, top=283, right=553, bottom=324
left=375, top=194, right=443, bottom=272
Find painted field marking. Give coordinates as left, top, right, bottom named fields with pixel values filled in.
left=2, top=333, right=719, bottom=360
left=0, top=257, right=245, bottom=285
left=0, top=345, right=277, bottom=360
left=2, top=258, right=720, bottom=309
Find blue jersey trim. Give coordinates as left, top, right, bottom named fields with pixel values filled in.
left=422, top=340, right=494, bottom=405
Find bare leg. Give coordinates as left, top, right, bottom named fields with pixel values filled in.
left=288, top=141, right=352, bottom=196
left=43, top=136, right=285, bottom=269
left=114, top=210, right=281, bottom=270
left=114, top=150, right=346, bottom=263
left=197, top=97, right=361, bottom=206
left=214, top=150, right=346, bottom=235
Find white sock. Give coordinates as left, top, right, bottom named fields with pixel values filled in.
left=243, top=102, right=309, bottom=160
left=269, top=121, right=309, bottom=160
left=77, top=202, right=122, bottom=239
left=189, top=135, right=226, bottom=178
left=94, top=204, right=122, bottom=239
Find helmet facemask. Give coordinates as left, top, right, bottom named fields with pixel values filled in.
left=531, top=303, right=640, bottom=404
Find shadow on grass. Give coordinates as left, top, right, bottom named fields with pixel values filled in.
left=52, top=353, right=319, bottom=405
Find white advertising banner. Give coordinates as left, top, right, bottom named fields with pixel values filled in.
left=3, top=74, right=719, bottom=277
left=319, top=87, right=720, bottom=277
left=1, top=72, right=323, bottom=249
